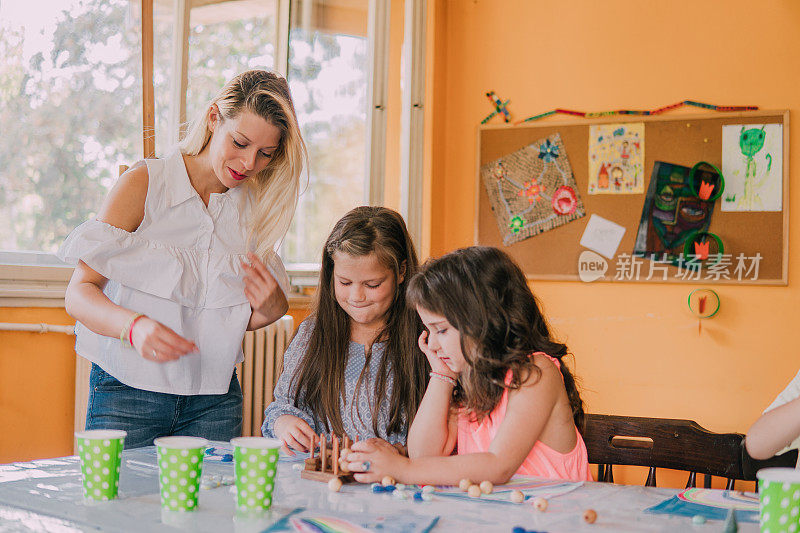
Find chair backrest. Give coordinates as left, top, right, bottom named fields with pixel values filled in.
left=584, top=413, right=744, bottom=488
left=741, top=444, right=798, bottom=482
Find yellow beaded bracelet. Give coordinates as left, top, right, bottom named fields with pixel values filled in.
left=120, top=312, right=144, bottom=347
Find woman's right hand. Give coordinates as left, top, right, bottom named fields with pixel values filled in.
left=418, top=331, right=458, bottom=380
left=130, top=316, right=198, bottom=362
left=273, top=415, right=317, bottom=454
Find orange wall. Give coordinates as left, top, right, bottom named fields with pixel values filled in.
left=427, top=0, right=800, bottom=487
left=0, top=307, right=77, bottom=462
left=0, top=304, right=311, bottom=463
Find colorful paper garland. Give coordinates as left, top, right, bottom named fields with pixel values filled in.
left=480, top=100, right=760, bottom=125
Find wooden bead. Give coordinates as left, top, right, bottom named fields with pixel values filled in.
left=479, top=480, right=494, bottom=494
left=328, top=477, right=343, bottom=492
left=381, top=476, right=396, bottom=487
left=510, top=490, right=525, bottom=504
left=533, top=497, right=548, bottom=511
left=458, top=478, right=473, bottom=492
left=467, top=484, right=482, bottom=498
left=583, top=509, right=597, bottom=524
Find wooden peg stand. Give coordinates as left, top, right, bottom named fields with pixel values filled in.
left=301, top=434, right=357, bottom=483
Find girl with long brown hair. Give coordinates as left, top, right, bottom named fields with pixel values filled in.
left=344, top=246, right=592, bottom=484
left=262, top=206, right=428, bottom=449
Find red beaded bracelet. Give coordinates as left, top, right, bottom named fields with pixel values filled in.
left=127, top=314, right=145, bottom=347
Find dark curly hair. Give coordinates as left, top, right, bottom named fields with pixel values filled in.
left=407, top=246, right=584, bottom=431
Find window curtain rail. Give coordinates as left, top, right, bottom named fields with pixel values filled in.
left=0, top=322, right=75, bottom=335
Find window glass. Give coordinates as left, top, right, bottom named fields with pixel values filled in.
left=185, top=1, right=277, bottom=129
left=0, top=0, right=143, bottom=254
left=0, top=0, right=369, bottom=272
left=282, top=0, right=369, bottom=265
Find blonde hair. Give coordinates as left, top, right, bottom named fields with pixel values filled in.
left=180, top=70, right=307, bottom=257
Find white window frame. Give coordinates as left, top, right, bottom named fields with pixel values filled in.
left=0, top=0, right=426, bottom=306
left=399, top=0, right=426, bottom=252
left=0, top=253, right=73, bottom=307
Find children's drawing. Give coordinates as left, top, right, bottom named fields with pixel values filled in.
left=644, top=489, right=758, bottom=520
left=202, top=443, right=306, bottom=463
left=290, top=516, right=371, bottom=533
left=265, top=507, right=440, bottom=533
left=588, top=123, right=645, bottom=194
left=721, top=123, right=782, bottom=211
left=678, top=488, right=758, bottom=511
left=429, top=476, right=582, bottom=505
left=480, top=133, right=585, bottom=246
left=633, top=161, right=719, bottom=265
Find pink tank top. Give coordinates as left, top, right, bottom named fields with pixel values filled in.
left=456, top=353, right=593, bottom=482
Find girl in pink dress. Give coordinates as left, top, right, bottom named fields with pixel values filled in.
left=344, top=246, right=592, bottom=485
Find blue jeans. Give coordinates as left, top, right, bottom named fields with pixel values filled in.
left=85, top=364, right=243, bottom=449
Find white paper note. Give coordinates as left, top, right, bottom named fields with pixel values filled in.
left=579, top=214, right=626, bottom=259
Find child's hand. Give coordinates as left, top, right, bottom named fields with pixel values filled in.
left=273, top=415, right=317, bottom=453
left=343, top=438, right=409, bottom=484
left=130, top=316, right=198, bottom=362
left=419, top=331, right=458, bottom=379
left=242, top=252, right=286, bottom=320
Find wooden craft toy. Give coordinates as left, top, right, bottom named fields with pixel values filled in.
left=481, top=91, right=512, bottom=124
left=328, top=477, right=343, bottom=492
left=583, top=509, right=597, bottom=524
left=533, top=497, right=548, bottom=511
left=301, top=434, right=356, bottom=484
left=479, top=480, right=494, bottom=494
left=509, top=490, right=525, bottom=504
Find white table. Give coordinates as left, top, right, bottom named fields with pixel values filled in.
left=0, top=444, right=757, bottom=532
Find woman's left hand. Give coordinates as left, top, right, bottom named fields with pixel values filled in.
left=242, top=252, right=287, bottom=323
left=343, top=438, right=409, bottom=484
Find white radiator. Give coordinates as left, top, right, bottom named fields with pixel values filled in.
left=73, top=315, right=295, bottom=445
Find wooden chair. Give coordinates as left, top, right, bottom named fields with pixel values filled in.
left=584, top=414, right=744, bottom=489
left=741, top=442, right=797, bottom=490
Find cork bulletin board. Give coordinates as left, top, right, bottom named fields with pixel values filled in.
left=475, top=110, right=789, bottom=284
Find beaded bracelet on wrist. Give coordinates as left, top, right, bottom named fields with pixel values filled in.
left=429, top=371, right=457, bottom=387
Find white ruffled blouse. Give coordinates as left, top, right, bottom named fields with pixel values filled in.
left=57, top=150, right=289, bottom=395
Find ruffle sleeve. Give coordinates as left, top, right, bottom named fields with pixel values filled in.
left=263, top=250, right=290, bottom=298
left=57, top=220, right=252, bottom=309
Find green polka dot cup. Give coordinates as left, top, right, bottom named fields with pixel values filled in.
left=231, top=437, right=281, bottom=512
left=154, top=436, right=207, bottom=512
left=758, top=467, right=800, bottom=533
left=74, top=429, right=126, bottom=501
